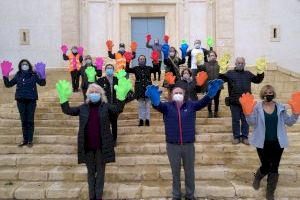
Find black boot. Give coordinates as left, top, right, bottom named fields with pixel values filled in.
left=18, top=141, right=28, bottom=147
left=214, top=111, right=219, bottom=118
left=208, top=111, right=213, bottom=118
left=138, top=119, right=144, bottom=126
left=266, top=173, right=279, bottom=200
left=252, top=168, right=267, bottom=190
left=145, top=119, right=150, bottom=126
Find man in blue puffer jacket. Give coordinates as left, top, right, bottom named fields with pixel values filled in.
left=145, top=79, right=223, bottom=200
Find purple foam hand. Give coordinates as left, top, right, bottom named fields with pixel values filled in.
left=0, top=60, right=13, bottom=77
left=61, top=44, right=68, bottom=54
left=77, top=46, right=84, bottom=56
left=35, top=62, right=46, bottom=79
left=95, top=57, right=104, bottom=70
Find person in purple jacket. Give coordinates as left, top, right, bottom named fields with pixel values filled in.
left=145, top=79, right=223, bottom=200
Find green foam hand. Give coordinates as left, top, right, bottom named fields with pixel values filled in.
left=56, top=80, right=73, bottom=104
left=114, top=78, right=133, bottom=101
left=85, top=66, right=97, bottom=83
left=206, top=37, right=214, bottom=48
left=115, top=69, right=127, bottom=80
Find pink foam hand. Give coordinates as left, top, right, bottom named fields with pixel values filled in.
left=95, top=57, right=104, bottom=70
left=77, top=46, right=84, bottom=56
left=61, top=44, right=68, bottom=54
left=1, top=60, right=13, bottom=77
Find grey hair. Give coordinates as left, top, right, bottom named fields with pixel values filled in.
left=85, top=83, right=108, bottom=104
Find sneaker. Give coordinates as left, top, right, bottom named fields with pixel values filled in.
left=241, top=138, right=250, bottom=145
left=18, top=141, right=28, bottom=147
left=232, top=138, right=240, bottom=145
left=138, top=119, right=144, bottom=127
left=27, top=142, right=33, bottom=148
left=145, top=119, right=150, bottom=126
left=208, top=111, right=213, bottom=118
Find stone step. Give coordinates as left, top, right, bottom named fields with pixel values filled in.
left=1, top=179, right=300, bottom=199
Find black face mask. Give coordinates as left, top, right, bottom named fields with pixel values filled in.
left=265, top=95, right=274, bottom=102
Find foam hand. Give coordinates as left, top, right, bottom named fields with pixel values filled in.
left=196, top=53, right=204, bottom=65
left=163, top=35, right=170, bottom=43
left=219, top=57, right=229, bottom=74
left=162, top=43, right=170, bottom=59
left=131, top=41, right=138, bottom=52
left=146, top=34, right=152, bottom=42
left=106, top=40, right=114, bottom=51
left=77, top=46, right=84, bottom=56
left=288, top=92, right=300, bottom=115
left=151, top=51, right=159, bottom=64
left=61, top=44, right=68, bottom=54
left=85, top=66, right=97, bottom=83
left=239, top=93, right=257, bottom=116
left=196, top=71, right=208, bottom=86
left=115, top=69, right=127, bottom=80
left=165, top=72, right=175, bottom=85
left=180, top=40, right=188, bottom=58
left=35, top=62, right=46, bottom=79
left=56, top=80, right=73, bottom=104
left=1, top=60, right=13, bottom=77
left=114, top=77, right=133, bottom=101
left=95, top=57, right=104, bottom=70
left=207, top=79, right=224, bottom=98
left=145, top=85, right=162, bottom=106
left=206, top=37, right=214, bottom=49
left=124, top=52, right=133, bottom=63
left=256, top=57, right=267, bottom=74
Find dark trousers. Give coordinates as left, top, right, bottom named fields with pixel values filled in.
left=152, top=61, right=162, bottom=81
left=230, top=104, right=249, bottom=139
left=109, top=113, right=119, bottom=142
left=257, top=141, right=284, bottom=174
left=208, top=89, right=221, bottom=112
left=82, top=88, right=87, bottom=101
left=17, top=99, right=37, bottom=143
left=85, top=150, right=106, bottom=199
left=70, top=70, right=80, bottom=91
left=167, top=143, right=195, bottom=199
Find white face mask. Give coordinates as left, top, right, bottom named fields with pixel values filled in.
left=183, top=74, right=190, bottom=80
left=85, top=59, right=92, bottom=65
left=170, top=52, right=175, bottom=57
left=21, top=64, right=29, bottom=71
left=194, top=44, right=201, bottom=49
left=173, top=94, right=184, bottom=102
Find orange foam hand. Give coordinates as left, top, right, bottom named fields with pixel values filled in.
left=106, top=40, right=114, bottom=51
left=164, top=35, right=170, bottom=43
left=239, top=93, right=257, bottom=116
left=131, top=41, right=138, bottom=52
left=165, top=72, right=175, bottom=85
left=196, top=71, right=208, bottom=86
left=288, top=92, right=300, bottom=115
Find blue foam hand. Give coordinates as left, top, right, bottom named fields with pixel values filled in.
left=207, top=79, right=224, bottom=98
left=145, top=85, right=162, bottom=106
left=161, top=43, right=170, bottom=59
left=180, top=40, right=188, bottom=58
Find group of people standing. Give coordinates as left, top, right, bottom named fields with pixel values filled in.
left=1, top=34, right=300, bottom=200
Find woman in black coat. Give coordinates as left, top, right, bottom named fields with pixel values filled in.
left=125, top=55, right=156, bottom=126
left=2, top=59, right=46, bottom=147
left=57, top=82, right=122, bottom=200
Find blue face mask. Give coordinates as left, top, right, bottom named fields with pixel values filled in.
left=106, top=68, right=114, bottom=76
left=88, top=93, right=101, bottom=103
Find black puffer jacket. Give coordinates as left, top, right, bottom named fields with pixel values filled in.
left=219, top=69, right=264, bottom=105
left=164, top=57, right=186, bottom=81
left=172, top=79, right=201, bottom=101
left=61, top=101, right=122, bottom=164
left=125, top=65, right=155, bottom=99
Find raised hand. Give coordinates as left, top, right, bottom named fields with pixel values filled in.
left=124, top=52, right=133, bottom=63
left=196, top=53, right=204, bottom=65
left=146, top=34, right=152, bottom=42
left=85, top=66, right=97, bottom=83
left=115, top=69, right=127, bottom=80
left=151, top=50, right=159, bottom=64
left=180, top=40, right=188, bottom=58
left=207, top=79, right=224, bottom=98
left=239, top=93, right=256, bottom=116
left=145, top=85, right=162, bottom=106
left=165, top=72, right=175, bottom=85
left=95, top=57, right=104, bottom=70
left=77, top=46, right=84, bottom=56
left=206, top=37, right=214, bottom=49
left=114, top=77, right=133, bottom=101
left=35, top=62, right=46, bottom=79
left=162, top=43, right=170, bottom=59
left=288, top=92, right=300, bottom=115
left=1, top=60, right=13, bottom=77
left=131, top=41, right=137, bottom=52
left=56, top=80, right=73, bottom=104
left=219, top=57, right=229, bottom=74
left=196, top=71, right=208, bottom=86
left=61, top=44, right=68, bottom=54
left=106, top=40, right=114, bottom=51
left=164, top=35, right=170, bottom=43
left=256, top=57, right=267, bottom=74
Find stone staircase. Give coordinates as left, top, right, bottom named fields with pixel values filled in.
left=1, top=67, right=300, bottom=199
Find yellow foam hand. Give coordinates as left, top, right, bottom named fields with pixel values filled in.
left=196, top=53, right=204, bottom=65
left=256, top=57, right=267, bottom=74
